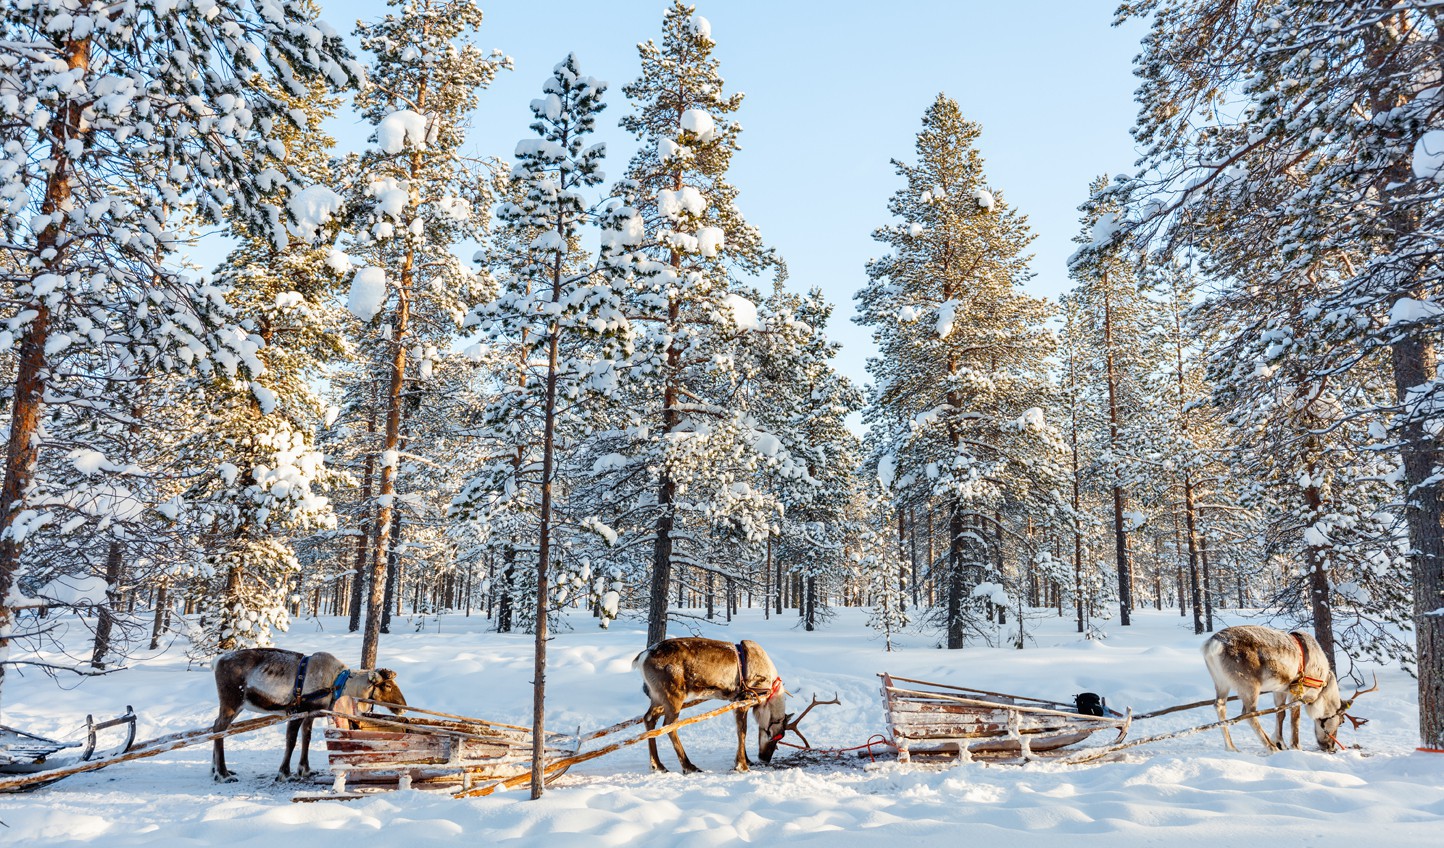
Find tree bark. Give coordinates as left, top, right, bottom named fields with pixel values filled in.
left=1102, top=282, right=1133, bottom=626
left=1390, top=335, right=1444, bottom=748
left=90, top=540, right=126, bottom=670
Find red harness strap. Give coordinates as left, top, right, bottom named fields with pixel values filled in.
left=1290, top=632, right=1326, bottom=691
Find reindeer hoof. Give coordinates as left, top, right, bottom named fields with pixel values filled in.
left=213, top=772, right=239, bottom=784
left=682, top=763, right=703, bottom=775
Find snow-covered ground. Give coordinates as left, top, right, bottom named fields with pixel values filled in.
left=2, top=607, right=1439, bottom=846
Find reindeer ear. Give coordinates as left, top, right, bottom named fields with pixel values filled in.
left=368, top=671, right=384, bottom=684
left=378, top=668, right=397, bottom=681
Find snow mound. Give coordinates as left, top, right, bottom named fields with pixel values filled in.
left=680, top=109, right=716, bottom=142
left=287, top=186, right=344, bottom=242
left=724, top=293, right=762, bottom=331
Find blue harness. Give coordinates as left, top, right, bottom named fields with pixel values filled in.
left=287, top=655, right=352, bottom=713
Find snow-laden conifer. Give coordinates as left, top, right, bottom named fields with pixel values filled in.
left=856, top=95, right=1062, bottom=650
left=0, top=0, right=359, bottom=710
left=340, top=0, right=506, bottom=668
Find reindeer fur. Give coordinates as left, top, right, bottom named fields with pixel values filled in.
left=210, top=648, right=407, bottom=782
left=633, top=637, right=787, bottom=773
left=1203, top=625, right=1343, bottom=753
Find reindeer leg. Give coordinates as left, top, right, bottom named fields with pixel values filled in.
left=1215, top=687, right=1238, bottom=753
left=1240, top=691, right=1277, bottom=753
left=665, top=704, right=702, bottom=774
left=733, top=707, right=750, bottom=772
left=278, top=717, right=300, bottom=781
left=211, top=698, right=243, bottom=783
left=297, top=715, right=315, bottom=779
left=644, top=705, right=667, bottom=772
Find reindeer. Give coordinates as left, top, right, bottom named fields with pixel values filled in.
left=210, top=648, right=407, bottom=782
left=633, top=637, right=793, bottom=773
left=1203, top=625, right=1375, bottom=753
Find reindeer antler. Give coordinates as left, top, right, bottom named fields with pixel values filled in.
left=781, top=692, right=840, bottom=749
left=1339, top=672, right=1379, bottom=732
left=1342, top=673, right=1379, bottom=710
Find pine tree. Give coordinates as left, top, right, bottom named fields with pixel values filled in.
left=1108, top=1, right=1442, bottom=743
left=185, top=73, right=348, bottom=656
left=451, top=53, right=629, bottom=799
left=1066, top=177, right=1161, bottom=627
left=857, top=95, right=1060, bottom=649
left=611, top=2, right=782, bottom=644
left=0, top=0, right=358, bottom=712
left=343, top=0, right=506, bottom=668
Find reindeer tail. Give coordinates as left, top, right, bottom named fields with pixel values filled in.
left=631, top=647, right=652, bottom=671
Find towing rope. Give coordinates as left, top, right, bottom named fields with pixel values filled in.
left=777, top=734, right=898, bottom=763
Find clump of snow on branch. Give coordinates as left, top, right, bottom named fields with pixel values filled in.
left=348, top=267, right=388, bottom=321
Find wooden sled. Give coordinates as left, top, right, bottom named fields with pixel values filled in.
left=294, top=699, right=580, bottom=801
left=879, top=673, right=1131, bottom=763
left=296, top=695, right=770, bottom=802
left=1, top=706, right=137, bottom=791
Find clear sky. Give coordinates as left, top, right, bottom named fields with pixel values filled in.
left=314, top=0, right=1146, bottom=391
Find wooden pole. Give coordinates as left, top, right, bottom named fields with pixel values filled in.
left=453, top=697, right=761, bottom=799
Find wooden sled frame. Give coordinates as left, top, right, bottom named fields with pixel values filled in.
left=294, top=695, right=768, bottom=802
left=1, top=706, right=138, bottom=790
left=880, top=673, right=1132, bottom=764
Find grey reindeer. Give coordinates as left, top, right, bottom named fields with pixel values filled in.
left=210, top=648, right=407, bottom=782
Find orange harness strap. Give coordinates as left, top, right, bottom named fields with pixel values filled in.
left=1290, top=632, right=1326, bottom=691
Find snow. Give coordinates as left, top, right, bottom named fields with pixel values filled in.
left=2, top=609, right=1436, bottom=846
left=1388, top=297, right=1444, bottom=327
left=347, top=267, right=387, bottom=322
left=69, top=448, right=110, bottom=476
left=286, top=186, right=343, bottom=242
left=376, top=109, right=428, bottom=154
left=1411, top=129, right=1444, bottom=182
left=971, top=187, right=995, bottom=210
left=935, top=299, right=959, bottom=339
left=656, top=186, right=706, bottom=220
left=680, top=109, right=716, bottom=141
left=877, top=452, right=897, bottom=488
left=723, top=293, right=762, bottom=331
left=689, top=14, right=712, bottom=40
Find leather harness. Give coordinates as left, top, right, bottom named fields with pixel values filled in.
left=287, top=655, right=354, bottom=713
left=734, top=642, right=785, bottom=740
left=1289, top=632, right=1326, bottom=693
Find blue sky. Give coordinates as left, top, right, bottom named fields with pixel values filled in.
left=315, top=0, right=1146, bottom=390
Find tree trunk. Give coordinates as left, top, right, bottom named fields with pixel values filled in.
left=946, top=501, right=967, bottom=649
left=381, top=513, right=402, bottom=635
left=1183, top=473, right=1204, bottom=635
left=1390, top=335, right=1444, bottom=749
left=90, top=540, right=126, bottom=670
left=348, top=388, right=379, bottom=633
left=149, top=579, right=169, bottom=651
left=1102, top=283, right=1133, bottom=626
left=361, top=238, right=411, bottom=669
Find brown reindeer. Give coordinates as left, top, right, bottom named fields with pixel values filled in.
left=1203, top=625, right=1374, bottom=753
left=634, top=638, right=787, bottom=773
left=210, top=648, right=407, bottom=782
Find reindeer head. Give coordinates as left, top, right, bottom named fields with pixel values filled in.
left=754, top=687, right=787, bottom=764
left=1312, top=673, right=1377, bottom=751
left=362, top=668, right=408, bottom=715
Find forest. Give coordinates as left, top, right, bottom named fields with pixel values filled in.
left=1, top=0, right=1441, bottom=764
